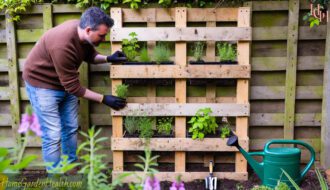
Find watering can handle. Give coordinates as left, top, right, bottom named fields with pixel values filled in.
left=265, top=139, right=315, bottom=178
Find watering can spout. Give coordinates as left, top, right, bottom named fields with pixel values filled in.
left=227, top=135, right=264, bottom=180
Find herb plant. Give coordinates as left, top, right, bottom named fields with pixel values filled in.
left=217, top=42, right=237, bottom=62
left=192, top=41, right=205, bottom=61
left=115, top=84, right=129, bottom=99
left=188, top=108, right=218, bottom=140
left=125, top=116, right=140, bottom=135
left=122, top=32, right=140, bottom=62
left=153, top=43, right=171, bottom=64
left=138, top=117, right=154, bottom=139
left=123, top=0, right=141, bottom=9
left=156, top=117, right=173, bottom=135
left=139, top=47, right=151, bottom=62
left=0, top=0, right=42, bottom=22
left=220, top=117, right=231, bottom=139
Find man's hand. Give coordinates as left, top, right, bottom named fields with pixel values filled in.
left=106, top=51, right=127, bottom=63
left=102, top=95, right=127, bottom=110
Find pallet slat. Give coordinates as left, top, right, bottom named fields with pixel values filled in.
left=110, top=65, right=250, bottom=79
left=111, top=27, right=251, bottom=41
left=111, top=138, right=248, bottom=151
left=111, top=103, right=249, bottom=116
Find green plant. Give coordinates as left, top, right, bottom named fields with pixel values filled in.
left=158, top=0, right=172, bottom=7
left=220, top=117, right=231, bottom=139
left=123, top=0, right=141, bottom=9
left=316, top=168, right=329, bottom=190
left=125, top=116, right=140, bottom=135
left=138, top=117, right=154, bottom=139
left=115, top=84, right=129, bottom=98
left=139, top=47, right=151, bottom=62
left=122, top=32, right=140, bottom=62
left=78, top=126, right=130, bottom=190
left=188, top=108, right=218, bottom=140
left=75, top=0, right=119, bottom=10
left=156, top=117, right=173, bottom=135
left=47, top=155, right=80, bottom=174
left=192, top=41, right=205, bottom=61
left=251, top=185, right=273, bottom=190
left=0, top=0, right=42, bottom=22
left=217, top=42, right=237, bottom=62
left=275, top=181, right=290, bottom=190
left=281, top=169, right=301, bottom=190
left=153, top=43, right=171, bottom=64
left=129, top=147, right=159, bottom=190
left=0, top=147, right=36, bottom=173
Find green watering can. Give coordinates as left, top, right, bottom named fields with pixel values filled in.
left=227, top=135, right=315, bottom=188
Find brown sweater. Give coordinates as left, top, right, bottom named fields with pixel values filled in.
left=23, top=20, right=98, bottom=97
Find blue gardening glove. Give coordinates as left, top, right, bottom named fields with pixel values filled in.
left=102, top=95, right=127, bottom=110
left=106, top=51, right=127, bottom=63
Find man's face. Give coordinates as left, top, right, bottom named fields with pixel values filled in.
left=86, top=24, right=109, bottom=46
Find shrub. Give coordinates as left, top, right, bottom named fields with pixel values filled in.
left=139, top=46, right=151, bottom=62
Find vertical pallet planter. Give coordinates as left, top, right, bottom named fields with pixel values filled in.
left=110, top=7, right=251, bottom=182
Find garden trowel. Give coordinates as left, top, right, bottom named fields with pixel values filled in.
left=205, top=161, right=217, bottom=190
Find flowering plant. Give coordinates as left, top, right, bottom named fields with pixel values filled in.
left=170, top=175, right=185, bottom=190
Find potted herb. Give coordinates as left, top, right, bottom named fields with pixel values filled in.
left=217, top=42, right=237, bottom=64
left=139, top=46, right=151, bottom=63
left=115, top=84, right=129, bottom=99
left=124, top=116, right=140, bottom=137
left=189, top=41, right=205, bottom=64
left=122, top=32, right=140, bottom=64
left=156, top=117, right=173, bottom=137
left=220, top=117, right=232, bottom=139
left=138, top=116, right=154, bottom=140
left=188, top=107, right=218, bottom=140
left=152, top=42, right=173, bottom=65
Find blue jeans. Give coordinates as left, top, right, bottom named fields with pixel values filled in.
left=25, top=82, right=79, bottom=170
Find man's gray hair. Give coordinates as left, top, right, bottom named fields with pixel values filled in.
left=79, top=7, right=114, bottom=30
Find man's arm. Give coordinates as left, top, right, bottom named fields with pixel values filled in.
left=93, top=54, right=108, bottom=64
left=83, top=89, right=104, bottom=102
left=93, top=51, right=127, bottom=64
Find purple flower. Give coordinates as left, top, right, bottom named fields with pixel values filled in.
left=18, top=112, right=42, bottom=136
left=170, top=178, right=185, bottom=190
left=143, top=176, right=161, bottom=190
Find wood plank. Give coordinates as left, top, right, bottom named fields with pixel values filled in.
left=1, top=86, right=323, bottom=101
left=85, top=112, right=322, bottom=127
left=111, top=138, right=249, bottom=152
left=79, top=63, right=90, bottom=133
left=284, top=0, right=299, bottom=140
left=252, top=56, right=324, bottom=71
left=52, top=4, right=82, bottom=13
left=110, top=27, right=251, bottom=42
left=111, top=103, right=249, bottom=116
left=0, top=30, right=5, bottom=43
left=110, top=8, right=124, bottom=173
left=250, top=138, right=321, bottom=152
left=250, top=113, right=322, bottom=126
left=16, top=29, right=44, bottom=43
left=253, top=26, right=326, bottom=40
left=113, top=171, right=248, bottom=182
left=236, top=6, right=251, bottom=174
left=321, top=3, right=330, bottom=168
left=110, top=65, right=250, bottom=79
left=0, top=114, right=11, bottom=126
left=175, top=7, right=187, bottom=173
left=43, top=4, right=53, bottom=31
left=121, top=8, right=238, bottom=22
left=6, top=14, right=21, bottom=151
left=250, top=86, right=323, bottom=100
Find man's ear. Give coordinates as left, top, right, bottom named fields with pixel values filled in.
left=85, top=27, right=92, bottom=34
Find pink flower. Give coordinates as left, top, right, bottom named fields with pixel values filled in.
left=170, top=176, right=185, bottom=190
left=18, top=111, right=42, bottom=136
left=143, top=176, right=160, bottom=190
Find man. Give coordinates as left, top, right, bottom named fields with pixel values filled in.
left=23, top=7, right=126, bottom=170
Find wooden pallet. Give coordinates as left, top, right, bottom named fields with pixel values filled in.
left=110, top=7, right=251, bottom=182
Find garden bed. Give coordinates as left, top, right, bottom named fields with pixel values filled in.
left=16, top=169, right=328, bottom=190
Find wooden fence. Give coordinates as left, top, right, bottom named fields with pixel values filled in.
left=0, top=0, right=329, bottom=174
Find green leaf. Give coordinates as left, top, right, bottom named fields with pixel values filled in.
left=198, top=133, right=204, bottom=139
left=11, top=155, right=37, bottom=170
